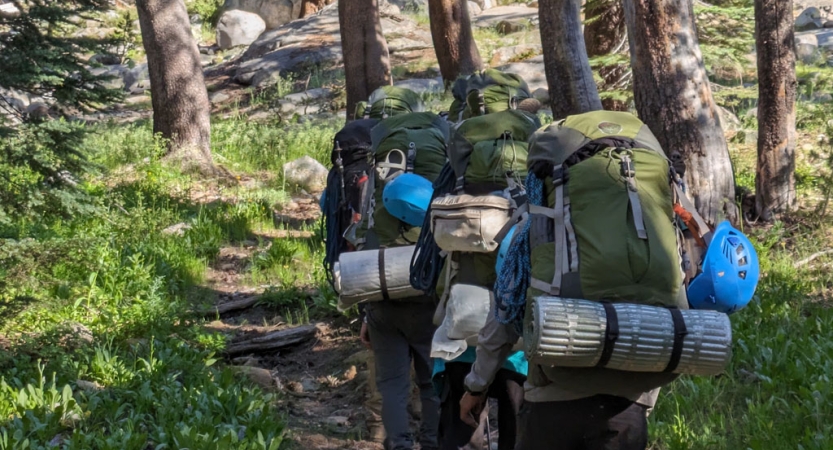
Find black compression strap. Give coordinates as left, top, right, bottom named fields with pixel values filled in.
left=596, top=302, right=620, bottom=368
left=665, top=307, right=688, bottom=373
left=379, top=248, right=390, bottom=301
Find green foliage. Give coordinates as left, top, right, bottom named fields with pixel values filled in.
left=695, top=5, right=756, bottom=85
left=650, top=225, right=833, bottom=449
left=0, top=0, right=122, bottom=226
left=186, top=0, right=225, bottom=26
left=110, top=8, right=142, bottom=64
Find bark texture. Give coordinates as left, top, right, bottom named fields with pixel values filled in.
left=135, top=0, right=213, bottom=172
left=339, top=0, right=392, bottom=122
left=623, top=0, right=737, bottom=226
left=539, top=0, right=603, bottom=119
left=584, top=0, right=628, bottom=111
left=428, top=0, right=483, bottom=83
left=754, top=0, right=797, bottom=220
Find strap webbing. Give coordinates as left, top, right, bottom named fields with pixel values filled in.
left=664, top=307, right=688, bottom=373
left=596, top=302, right=620, bottom=368
left=563, top=197, right=578, bottom=272
left=379, top=248, right=390, bottom=301
left=673, top=184, right=712, bottom=243
left=550, top=166, right=566, bottom=296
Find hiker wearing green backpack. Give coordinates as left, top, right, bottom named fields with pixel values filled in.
left=458, top=111, right=752, bottom=450
left=410, top=91, right=542, bottom=448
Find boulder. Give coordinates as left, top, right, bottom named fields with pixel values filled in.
left=209, top=91, right=232, bottom=104
left=472, top=0, right=493, bottom=9
left=0, top=2, right=21, bottom=18
left=489, top=44, right=542, bottom=66
left=283, top=156, right=329, bottom=192
left=0, top=87, right=31, bottom=112
left=796, top=7, right=824, bottom=31
left=716, top=106, right=742, bottom=139
left=123, top=63, right=150, bottom=94
left=474, top=5, right=538, bottom=31
left=468, top=1, right=482, bottom=16
left=496, top=55, right=547, bottom=92
left=394, top=78, right=444, bottom=96
left=532, top=87, right=549, bottom=104
left=743, top=130, right=758, bottom=146
left=388, top=37, right=433, bottom=54
left=216, top=10, right=267, bottom=50
left=387, top=0, right=426, bottom=12
left=795, top=32, right=821, bottom=64
left=223, top=0, right=300, bottom=30
left=283, top=87, right=332, bottom=103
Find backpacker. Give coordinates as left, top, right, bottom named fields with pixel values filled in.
left=357, top=86, right=425, bottom=120
left=356, top=111, right=450, bottom=249
left=322, top=118, right=379, bottom=287
left=458, top=69, right=532, bottom=121
left=494, top=111, right=717, bottom=385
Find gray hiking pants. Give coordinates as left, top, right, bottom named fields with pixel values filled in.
left=366, top=301, right=440, bottom=450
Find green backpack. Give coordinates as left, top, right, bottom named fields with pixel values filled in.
left=360, top=86, right=424, bottom=120
left=523, top=110, right=686, bottom=307
left=355, top=112, right=450, bottom=248
left=446, top=70, right=532, bottom=123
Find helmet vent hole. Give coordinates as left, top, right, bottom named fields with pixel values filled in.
left=738, top=256, right=747, bottom=266
left=739, top=270, right=747, bottom=280
left=735, top=243, right=745, bottom=255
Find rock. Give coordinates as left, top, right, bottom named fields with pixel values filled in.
left=532, top=87, right=549, bottom=104
left=26, top=102, right=51, bottom=120
left=796, top=7, right=824, bottom=31
left=0, top=2, right=21, bottom=18
left=813, top=91, right=833, bottom=103
left=67, top=322, right=93, bottom=344
left=210, top=91, right=232, bottom=104
left=342, top=365, right=358, bottom=381
left=283, top=87, right=332, bottom=103
left=324, top=416, right=350, bottom=428
left=76, top=380, right=105, bottom=392
left=300, top=377, right=321, bottom=392
left=125, top=94, right=151, bottom=105
left=394, top=77, right=444, bottom=96
left=717, top=106, right=742, bottom=139
left=489, top=44, right=542, bottom=66
left=283, top=156, right=329, bottom=192
left=468, top=1, right=482, bottom=16
left=90, top=53, right=122, bottom=66
left=162, top=222, right=192, bottom=236
left=223, top=0, right=300, bottom=30
left=388, top=0, right=426, bottom=12
left=745, top=107, right=758, bottom=119
left=475, top=5, right=538, bottom=31
left=496, top=55, right=547, bottom=92
left=0, top=87, right=31, bottom=112
left=472, top=0, right=493, bottom=10
left=388, top=37, right=433, bottom=54
left=123, top=64, right=150, bottom=94
left=744, top=130, right=758, bottom=146
left=230, top=366, right=275, bottom=390
left=216, top=10, right=267, bottom=50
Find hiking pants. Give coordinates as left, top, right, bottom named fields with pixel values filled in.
left=515, top=395, right=648, bottom=450
left=437, top=362, right=525, bottom=450
left=367, top=301, right=440, bottom=450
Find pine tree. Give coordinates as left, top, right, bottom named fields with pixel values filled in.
left=0, top=0, right=121, bottom=223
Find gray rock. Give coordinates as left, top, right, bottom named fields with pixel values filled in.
left=162, top=222, right=192, bottom=236
left=813, top=91, right=833, bottom=103
left=532, top=87, right=549, bottom=104
left=744, top=130, right=758, bottom=146
left=796, top=7, right=824, bottom=31
left=240, top=44, right=343, bottom=87
left=324, top=416, right=350, bottom=427
left=210, top=91, right=232, bottom=104
left=489, top=44, right=542, bottom=66
left=0, top=87, right=31, bottom=111
left=284, top=156, right=329, bottom=192
left=717, top=106, right=741, bottom=133
left=283, top=87, right=332, bottom=103
left=394, top=78, right=444, bottom=96
left=475, top=5, right=538, bottom=31
left=299, top=376, right=321, bottom=392
left=387, top=0, right=426, bottom=12
left=216, top=10, right=267, bottom=50
left=123, top=64, right=150, bottom=93
left=0, top=2, right=21, bottom=18
left=223, top=0, right=299, bottom=30
left=472, top=0, right=493, bottom=10
left=388, top=37, right=433, bottom=53
left=468, top=1, right=482, bottom=16
left=496, top=55, right=547, bottom=92
left=745, top=107, right=758, bottom=119
left=90, top=54, right=122, bottom=66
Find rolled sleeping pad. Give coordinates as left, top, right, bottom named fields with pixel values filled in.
left=334, top=245, right=426, bottom=311
left=524, top=296, right=732, bottom=376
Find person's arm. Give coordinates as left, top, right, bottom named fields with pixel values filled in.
left=460, top=295, right=521, bottom=426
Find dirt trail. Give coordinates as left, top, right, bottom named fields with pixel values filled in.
left=198, top=196, right=385, bottom=450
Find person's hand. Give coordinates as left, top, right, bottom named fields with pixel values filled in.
left=360, top=322, right=372, bottom=350
left=459, top=391, right=486, bottom=428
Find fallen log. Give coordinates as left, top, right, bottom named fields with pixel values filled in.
left=206, top=296, right=261, bottom=316
left=225, top=324, right=317, bottom=356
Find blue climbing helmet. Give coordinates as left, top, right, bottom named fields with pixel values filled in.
left=687, top=221, right=760, bottom=314
left=496, top=223, right=518, bottom=274
left=382, top=173, right=434, bottom=227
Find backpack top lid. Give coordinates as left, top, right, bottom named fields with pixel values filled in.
left=527, top=111, right=666, bottom=170
left=365, top=86, right=424, bottom=119
left=332, top=118, right=380, bottom=165
left=448, top=109, right=540, bottom=179
left=370, top=111, right=451, bottom=155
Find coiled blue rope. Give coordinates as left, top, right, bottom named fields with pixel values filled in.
left=494, top=172, right=543, bottom=334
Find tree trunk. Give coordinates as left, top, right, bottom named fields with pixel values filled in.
left=539, top=0, right=603, bottom=119
left=135, top=0, right=213, bottom=173
left=754, top=0, right=796, bottom=221
left=429, top=0, right=483, bottom=84
left=623, top=0, right=737, bottom=226
left=584, top=0, right=628, bottom=111
left=339, top=0, right=392, bottom=122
